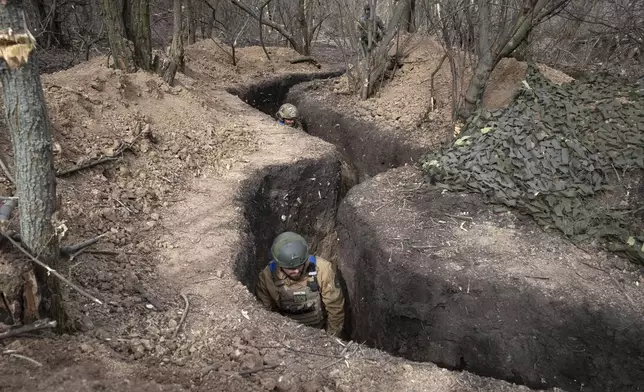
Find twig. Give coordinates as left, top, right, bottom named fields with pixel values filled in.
left=114, top=198, right=134, bottom=214
left=173, top=293, right=189, bottom=338
left=84, top=249, right=119, bottom=255
left=60, top=232, right=109, bottom=255
left=524, top=275, right=550, bottom=280
left=0, top=196, right=17, bottom=200
left=56, top=156, right=121, bottom=177
left=0, top=231, right=103, bottom=305
left=191, top=277, right=219, bottom=285
left=256, top=345, right=342, bottom=359
left=375, top=200, right=395, bottom=212
left=289, top=56, right=321, bottom=68
left=0, top=154, right=15, bottom=185
left=238, top=363, right=279, bottom=376
left=3, top=351, right=43, bottom=367
left=445, top=213, right=473, bottom=220
left=56, top=130, right=145, bottom=177
left=410, top=244, right=438, bottom=249
left=0, top=319, right=57, bottom=340
left=321, top=344, right=359, bottom=370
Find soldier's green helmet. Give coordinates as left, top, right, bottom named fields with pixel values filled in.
left=277, top=103, right=299, bottom=120
left=271, top=231, right=309, bottom=268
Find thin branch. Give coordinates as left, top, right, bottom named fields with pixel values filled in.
left=3, top=351, right=43, bottom=367
left=259, top=0, right=275, bottom=61
left=0, top=231, right=103, bottom=305
left=60, top=232, right=108, bottom=255
left=0, top=319, right=57, bottom=340
left=238, top=363, right=279, bottom=375
left=56, top=129, right=145, bottom=177
left=173, top=293, right=190, bottom=338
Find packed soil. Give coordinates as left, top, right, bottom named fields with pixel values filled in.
left=337, top=166, right=644, bottom=391
left=0, top=38, right=567, bottom=391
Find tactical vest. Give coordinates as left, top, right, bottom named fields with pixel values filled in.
left=269, top=256, right=324, bottom=328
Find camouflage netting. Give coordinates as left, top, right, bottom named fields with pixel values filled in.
left=422, top=67, right=644, bottom=264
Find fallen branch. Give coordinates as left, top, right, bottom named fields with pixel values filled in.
left=289, top=56, right=321, bottom=69
left=3, top=351, right=43, bottom=367
left=60, top=232, right=109, bottom=256
left=238, top=363, right=279, bottom=376
left=0, top=231, right=103, bottom=305
left=56, top=156, right=121, bottom=177
left=46, top=84, right=102, bottom=105
left=255, top=344, right=343, bottom=359
left=320, top=344, right=359, bottom=370
left=56, top=130, right=145, bottom=177
left=0, top=154, right=15, bottom=185
left=0, top=319, right=57, bottom=340
left=173, top=293, right=189, bottom=338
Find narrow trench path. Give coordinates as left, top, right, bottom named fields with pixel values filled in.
left=225, top=72, right=644, bottom=392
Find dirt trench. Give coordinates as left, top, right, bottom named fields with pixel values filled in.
left=228, top=72, right=644, bottom=392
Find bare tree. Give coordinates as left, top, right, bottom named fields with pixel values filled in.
left=30, top=0, right=63, bottom=48
left=227, top=0, right=327, bottom=55
left=459, top=0, right=571, bottom=119
left=186, top=0, right=197, bottom=44
left=0, top=0, right=65, bottom=328
left=164, top=0, right=184, bottom=84
left=101, top=0, right=152, bottom=72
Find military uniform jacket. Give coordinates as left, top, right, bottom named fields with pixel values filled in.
left=256, top=256, right=345, bottom=336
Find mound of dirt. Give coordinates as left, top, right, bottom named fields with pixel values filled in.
left=337, top=166, right=644, bottom=391
left=184, top=38, right=336, bottom=89
left=309, top=35, right=572, bottom=137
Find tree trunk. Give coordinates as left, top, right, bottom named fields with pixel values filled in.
left=297, top=0, right=310, bottom=56
left=185, top=0, right=196, bottom=44
left=163, top=0, right=183, bottom=85
left=100, top=0, right=137, bottom=72
left=404, top=0, right=415, bottom=33
left=125, top=0, right=152, bottom=70
left=458, top=0, right=551, bottom=120
left=0, top=0, right=65, bottom=329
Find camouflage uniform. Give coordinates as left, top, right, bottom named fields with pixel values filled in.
left=256, top=233, right=345, bottom=337
left=356, top=5, right=385, bottom=57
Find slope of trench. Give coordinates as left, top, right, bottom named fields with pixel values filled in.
left=228, top=74, right=600, bottom=391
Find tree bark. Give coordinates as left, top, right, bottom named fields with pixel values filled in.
left=0, top=0, right=65, bottom=329
left=125, top=0, right=152, bottom=70
left=458, top=0, right=559, bottom=120
left=404, top=0, right=415, bottom=33
left=100, top=0, right=137, bottom=72
left=163, top=0, right=183, bottom=85
left=185, top=0, right=196, bottom=44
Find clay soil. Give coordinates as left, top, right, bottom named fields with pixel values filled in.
left=1, top=39, right=562, bottom=391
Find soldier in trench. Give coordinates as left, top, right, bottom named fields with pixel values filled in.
left=256, top=231, right=345, bottom=337
left=356, top=3, right=386, bottom=58
left=276, top=103, right=305, bottom=130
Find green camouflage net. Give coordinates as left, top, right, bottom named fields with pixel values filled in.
left=422, top=67, right=644, bottom=264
